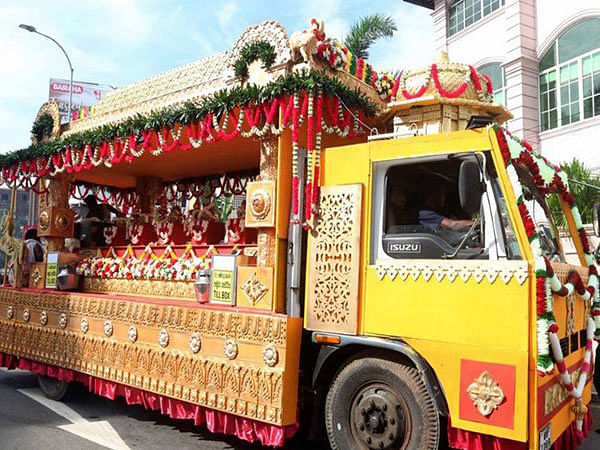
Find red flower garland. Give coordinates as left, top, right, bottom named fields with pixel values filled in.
left=431, top=64, right=469, bottom=98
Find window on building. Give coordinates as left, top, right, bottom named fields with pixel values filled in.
left=478, top=63, right=506, bottom=105
left=539, top=18, right=600, bottom=131
left=448, top=0, right=505, bottom=36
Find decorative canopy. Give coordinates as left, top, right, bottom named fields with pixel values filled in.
left=388, top=52, right=512, bottom=123
left=0, top=19, right=385, bottom=189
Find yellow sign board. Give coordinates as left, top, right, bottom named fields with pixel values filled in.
left=210, top=269, right=235, bottom=304
left=45, top=252, right=59, bottom=289
left=210, top=254, right=237, bottom=305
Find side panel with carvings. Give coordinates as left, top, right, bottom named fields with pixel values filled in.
left=305, top=184, right=362, bottom=334
left=0, top=289, right=302, bottom=427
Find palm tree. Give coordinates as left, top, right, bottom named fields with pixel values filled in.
left=344, top=14, right=397, bottom=60
left=547, top=158, right=600, bottom=226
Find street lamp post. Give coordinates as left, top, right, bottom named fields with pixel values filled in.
left=19, top=24, right=74, bottom=122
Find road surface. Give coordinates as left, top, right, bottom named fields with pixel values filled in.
left=0, top=368, right=598, bottom=449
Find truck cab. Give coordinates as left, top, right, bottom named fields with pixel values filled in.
left=307, top=125, right=597, bottom=449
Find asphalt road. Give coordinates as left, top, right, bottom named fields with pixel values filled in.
left=0, top=368, right=599, bottom=449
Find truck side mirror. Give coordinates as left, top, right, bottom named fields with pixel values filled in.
left=458, top=159, right=484, bottom=215
left=593, top=201, right=600, bottom=237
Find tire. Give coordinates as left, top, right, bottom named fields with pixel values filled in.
left=325, top=357, right=440, bottom=450
left=37, top=374, right=70, bottom=401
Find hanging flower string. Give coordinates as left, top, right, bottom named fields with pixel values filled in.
left=495, top=125, right=598, bottom=439
left=3, top=92, right=365, bottom=230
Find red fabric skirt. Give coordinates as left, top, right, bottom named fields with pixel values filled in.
left=448, top=411, right=593, bottom=450
left=2, top=352, right=297, bottom=447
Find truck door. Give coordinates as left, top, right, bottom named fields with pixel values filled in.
left=363, top=147, right=530, bottom=443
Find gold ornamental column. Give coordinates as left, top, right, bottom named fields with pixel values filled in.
left=256, top=137, right=278, bottom=267
left=40, top=173, right=73, bottom=252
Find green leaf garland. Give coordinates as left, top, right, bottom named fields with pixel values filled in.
left=233, top=40, right=277, bottom=78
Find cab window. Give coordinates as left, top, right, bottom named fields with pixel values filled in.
left=381, top=157, right=484, bottom=260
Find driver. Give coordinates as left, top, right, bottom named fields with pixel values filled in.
left=419, top=186, right=474, bottom=231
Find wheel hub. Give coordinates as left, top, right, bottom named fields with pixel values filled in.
left=351, top=385, right=407, bottom=449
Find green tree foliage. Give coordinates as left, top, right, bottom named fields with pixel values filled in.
left=344, top=14, right=397, bottom=60
left=547, top=158, right=600, bottom=227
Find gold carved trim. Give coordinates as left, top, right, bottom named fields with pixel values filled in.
left=83, top=277, right=195, bottom=300
left=466, top=371, right=505, bottom=416
left=375, top=260, right=529, bottom=285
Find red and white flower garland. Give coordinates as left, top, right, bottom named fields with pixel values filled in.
left=75, top=243, right=227, bottom=282
left=3, top=93, right=365, bottom=231
left=495, top=126, right=599, bottom=438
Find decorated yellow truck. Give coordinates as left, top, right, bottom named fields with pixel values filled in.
left=0, top=19, right=597, bottom=450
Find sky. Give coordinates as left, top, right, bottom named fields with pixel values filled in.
left=0, top=0, right=434, bottom=154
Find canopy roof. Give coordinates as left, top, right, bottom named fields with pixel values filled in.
left=1, top=18, right=512, bottom=192
left=1, top=20, right=387, bottom=187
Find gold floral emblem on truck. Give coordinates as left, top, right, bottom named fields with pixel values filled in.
left=249, top=189, right=271, bottom=220
left=466, top=371, right=505, bottom=416
left=224, top=339, right=238, bottom=360
left=241, top=272, right=268, bottom=305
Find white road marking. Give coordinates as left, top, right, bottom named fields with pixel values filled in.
left=18, top=387, right=130, bottom=450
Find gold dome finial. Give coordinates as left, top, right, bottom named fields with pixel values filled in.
left=436, top=51, right=450, bottom=64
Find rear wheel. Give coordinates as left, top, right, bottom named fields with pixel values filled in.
left=37, top=374, right=70, bottom=401
left=325, top=357, right=440, bottom=449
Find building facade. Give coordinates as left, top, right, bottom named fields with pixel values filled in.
left=405, top=0, right=600, bottom=170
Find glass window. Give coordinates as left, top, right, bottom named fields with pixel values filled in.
left=449, top=0, right=505, bottom=36
left=539, top=18, right=600, bottom=131
left=479, top=63, right=506, bottom=105
left=491, top=179, right=521, bottom=259
left=383, top=158, right=485, bottom=260
left=558, top=18, right=600, bottom=63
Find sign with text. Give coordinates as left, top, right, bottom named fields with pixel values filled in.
left=49, top=78, right=116, bottom=124
left=209, top=254, right=237, bottom=305
left=45, top=252, right=59, bottom=289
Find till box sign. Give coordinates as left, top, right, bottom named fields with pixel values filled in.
left=210, top=254, right=237, bottom=305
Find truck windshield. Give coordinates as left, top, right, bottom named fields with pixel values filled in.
left=508, top=166, right=566, bottom=262
left=491, top=178, right=522, bottom=259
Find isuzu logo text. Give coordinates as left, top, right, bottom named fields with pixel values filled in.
left=388, top=242, right=421, bottom=253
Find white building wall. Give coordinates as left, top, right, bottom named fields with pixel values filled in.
left=446, top=10, right=506, bottom=64
left=540, top=117, right=600, bottom=170
left=536, top=1, right=600, bottom=45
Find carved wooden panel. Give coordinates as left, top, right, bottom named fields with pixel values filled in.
left=305, top=184, right=362, bottom=334
left=0, top=288, right=302, bottom=426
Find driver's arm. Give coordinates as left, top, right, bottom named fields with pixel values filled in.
left=441, top=217, right=474, bottom=230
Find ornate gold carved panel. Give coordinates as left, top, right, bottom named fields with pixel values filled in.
left=0, top=288, right=302, bottom=426
left=305, top=184, right=362, bottom=334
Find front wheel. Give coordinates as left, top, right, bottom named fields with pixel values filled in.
left=37, top=374, right=70, bottom=401
left=325, top=357, right=440, bottom=450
